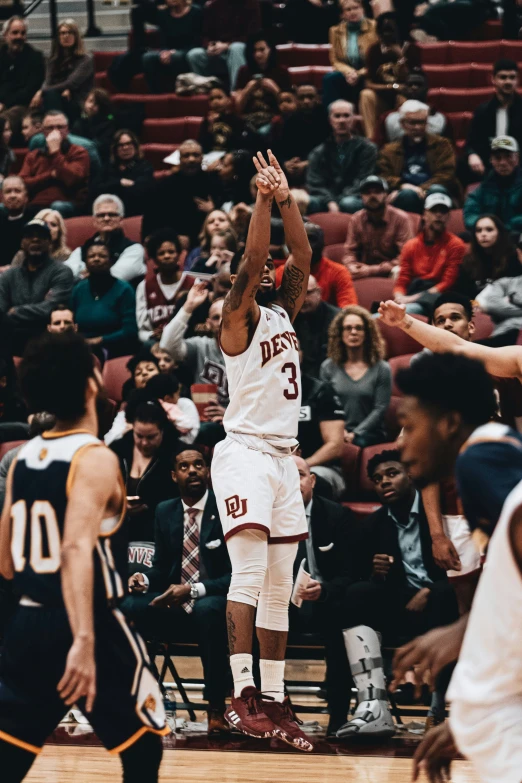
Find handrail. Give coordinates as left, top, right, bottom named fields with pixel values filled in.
left=23, top=0, right=57, bottom=37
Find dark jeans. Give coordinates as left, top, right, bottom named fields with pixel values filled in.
left=477, top=329, right=520, bottom=348
left=322, top=71, right=363, bottom=109
left=418, top=0, right=490, bottom=40
left=122, top=592, right=230, bottom=707
left=42, top=89, right=81, bottom=125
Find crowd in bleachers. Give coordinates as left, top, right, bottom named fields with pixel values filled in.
left=2, top=0, right=522, bottom=737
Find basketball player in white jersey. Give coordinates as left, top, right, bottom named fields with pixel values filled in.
left=210, top=150, right=312, bottom=750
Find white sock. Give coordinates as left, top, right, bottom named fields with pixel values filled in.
left=230, top=653, right=255, bottom=697
left=260, top=659, right=285, bottom=703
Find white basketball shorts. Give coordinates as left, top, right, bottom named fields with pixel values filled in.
left=211, top=437, right=308, bottom=544
left=442, top=515, right=482, bottom=580
left=451, top=699, right=522, bottom=783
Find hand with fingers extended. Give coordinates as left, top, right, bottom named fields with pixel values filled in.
left=58, top=635, right=96, bottom=713
left=391, top=619, right=467, bottom=695
left=253, top=150, right=282, bottom=197
left=412, top=722, right=457, bottom=783
left=378, top=299, right=407, bottom=326
left=184, top=280, right=209, bottom=314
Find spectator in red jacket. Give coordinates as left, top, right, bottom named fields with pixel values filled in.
left=276, top=222, right=357, bottom=308
left=393, top=192, right=465, bottom=315
left=19, top=109, right=90, bottom=217
left=186, top=0, right=262, bottom=90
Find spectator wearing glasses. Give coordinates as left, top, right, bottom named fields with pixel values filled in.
left=320, top=305, right=391, bottom=448
left=0, top=17, right=45, bottom=142
left=18, top=110, right=90, bottom=217
left=92, top=129, right=154, bottom=217
left=30, top=20, right=93, bottom=124
left=66, top=193, right=146, bottom=283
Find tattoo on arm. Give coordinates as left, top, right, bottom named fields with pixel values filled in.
left=224, top=267, right=250, bottom=315
left=278, top=194, right=292, bottom=209
left=227, top=610, right=237, bottom=653
left=403, top=316, right=413, bottom=331
left=281, top=264, right=305, bottom=312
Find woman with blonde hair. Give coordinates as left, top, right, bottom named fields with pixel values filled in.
left=184, top=209, right=233, bottom=270
left=320, top=305, right=391, bottom=447
left=31, top=19, right=94, bottom=122
left=12, top=208, right=71, bottom=267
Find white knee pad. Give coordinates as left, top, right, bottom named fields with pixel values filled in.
left=226, top=529, right=268, bottom=608
left=256, top=542, right=298, bottom=632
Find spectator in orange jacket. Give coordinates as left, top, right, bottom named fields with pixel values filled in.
left=276, top=222, right=357, bottom=308
left=393, top=192, right=465, bottom=315
left=19, top=109, right=90, bottom=217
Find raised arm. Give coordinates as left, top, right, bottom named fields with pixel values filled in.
left=378, top=300, right=522, bottom=380
left=58, top=445, right=123, bottom=713
left=269, top=151, right=312, bottom=321
left=220, top=151, right=279, bottom=355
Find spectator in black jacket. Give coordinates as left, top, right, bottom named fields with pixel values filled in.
left=0, top=17, right=45, bottom=142
left=142, top=139, right=224, bottom=246
left=289, top=456, right=357, bottom=737
left=0, top=176, right=38, bottom=269
left=124, top=447, right=231, bottom=734
left=91, top=129, right=154, bottom=217
left=293, top=274, right=339, bottom=378
left=278, top=84, right=330, bottom=187
left=72, top=88, right=116, bottom=165
left=198, top=83, right=250, bottom=153
left=466, top=59, right=522, bottom=182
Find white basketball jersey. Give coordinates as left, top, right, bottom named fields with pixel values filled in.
left=448, top=479, right=522, bottom=709
left=222, top=304, right=301, bottom=449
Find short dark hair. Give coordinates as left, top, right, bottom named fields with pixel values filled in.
left=430, top=292, right=473, bottom=323
left=145, top=228, right=182, bottom=260
left=209, top=81, right=230, bottom=96
left=129, top=399, right=169, bottom=430
left=49, top=302, right=74, bottom=324
left=173, top=446, right=206, bottom=469
left=493, top=59, right=518, bottom=75
left=396, top=352, right=497, bottom=428
left=145, top=372, right=180, bottom=399
left=19, top=332, right=94, bottom=419
left=367, top=448, right=402, bottom=479
left=126, top=349, right=159, bottom=376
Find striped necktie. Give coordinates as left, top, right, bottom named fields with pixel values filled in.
left=181, top=507, right=200, bottom=614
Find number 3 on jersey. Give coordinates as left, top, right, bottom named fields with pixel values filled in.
left=282, top=362, right=299, bottom=400
left=11, top=499, right=61, bottom=574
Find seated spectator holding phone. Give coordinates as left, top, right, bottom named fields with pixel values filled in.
left=190, top=228, right=237, bottom=275
left=124, top=447, right=231, bottom=735
left=184, top=209, right=233, bottom=271
left=198, top=83, right=249, bottom=154
left=160, top=281, right=228, bottom=412
left=19, top=109, right=90, bottom=217
left=110, top=397, right=179, bottom=541
left=342, top=175, right=413, bottom=279
left=137, top=229, right=192, bottom=345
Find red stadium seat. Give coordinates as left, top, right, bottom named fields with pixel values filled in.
left=111, top=94, right=209, bottom=119
left=323, top=243, right=345, bottom=264
left=428, top=87, right=494, bottom=114
left=93, top=51, right=122, bottom=71
left=389, top=354, right=416, bottom=396
left=447, top=209, right=465, bottom=235
left=472, top=311, right=494, bottom=341
left=0, top=440, right=26, bottom=460
left=423, top=64, right=471, bottom=89
left=142, top=143, right=177, bottom=171
left=359, top=443, right=398, bottom=496
left=447, top=41, right=502, bottom=64
left=352, top=278, right=394, bottom=312
left=475, top=20, right=503, bottom=40
left=121, top=216, right=143, bottom=243
left=385, top=395, right=402, bottom=441
left=142, top=117, right=203, bottom=144
left=288, top=65, right=332, bottom=89
left=417, top=42, right=449, bottom=66
left=379, top=316, right=427, bottom=358
left=308, top=212, right=351, bottom=245
left=64, top=217, right=95, bottom=250
left=340, top=443, right=362, bottom=496
left=102, top=356, right=132, bottom=403
left=469, top=63, right=494, bottom=88
left=344, top=501, right=381, bottom=519
left=276, top=44, right=331, bottom=67
left=446, top=112, right=473, bottom=142
left=502, top=41, right=522, bottom=61
left=408, top=212, right=422, bottom=235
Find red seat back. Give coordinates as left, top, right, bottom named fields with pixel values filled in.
left=447, top=40, right=502, bottom=64
left=417, top=42, right=449, bottom=66
left=64, top=217, right=95, bottom=250
left=389, top=353, right=416, bottom=396
left=447, top=209, right=465, bottom=235
left=352, top=278, right=394, bottom=312
left=0, top=440, right=26, bottom=460
left=472, top=311, right=494, bottom=341
left=323, top=244, right=345, bottom=264
left=288, top=65, right=332, bottom=89
left=142, top=116, right=203, bottom=145
left=308, top=212, right=351, bottom=246
left=121, top=216, right=143, bottom=244
left=379, top=317, right=427, bottom=358
left=102, top=356, right=133, bottom=403
left=276, top=43, right=331, bottom=67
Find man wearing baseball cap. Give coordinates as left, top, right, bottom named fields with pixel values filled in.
left=464, top=134, right=522, bottom=232
left=343, top=175, right=414, bottom=279
left=0, top=219, right=73, bottom=355
left=393, top=192, right=466, bottom=315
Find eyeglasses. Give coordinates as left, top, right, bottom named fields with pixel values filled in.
left=44, top=124, right=68, bottom=131
left=59, top=29, right=75, bottom=36
left=117, top=141, right=134, bottom=148
left=342, top=325, right=364, bottom=332
left=95, top=212, right=119, bottom=219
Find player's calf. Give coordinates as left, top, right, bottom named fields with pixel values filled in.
left=120, top=730, right=163, bottom=783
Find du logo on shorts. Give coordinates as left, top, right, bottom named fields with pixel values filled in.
left=225, top=495, right=248, bottom=519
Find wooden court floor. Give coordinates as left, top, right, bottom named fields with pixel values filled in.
left=25, top=746, right=480, bottom=783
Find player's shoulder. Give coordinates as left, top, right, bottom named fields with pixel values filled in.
left=461, top=422, right=522, bottom=454
left=458, top=422, right=522, bottom=476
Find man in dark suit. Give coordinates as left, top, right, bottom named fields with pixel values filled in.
left=335, top=449, right=459, bottom=739
left=125, top=447, right=231, bottom=734
left=289, top=456, right=357, bottom=736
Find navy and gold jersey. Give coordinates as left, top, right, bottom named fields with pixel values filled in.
left=10, top=430, right=126, bottom=608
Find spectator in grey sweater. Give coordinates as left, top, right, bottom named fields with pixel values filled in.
left=160, top=280, right=228, bottom=410
left=0, top=218, right=74, bottom=355
left=306, top=99, right=377, bottom=214
left=320, top=304, right=391, bottom=447
left=476, top=274, right=522, bottom=347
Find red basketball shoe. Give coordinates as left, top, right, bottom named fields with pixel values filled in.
left=225, top=687, right=278, bottom=739
left=262, top=696, right=314, bottom=752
